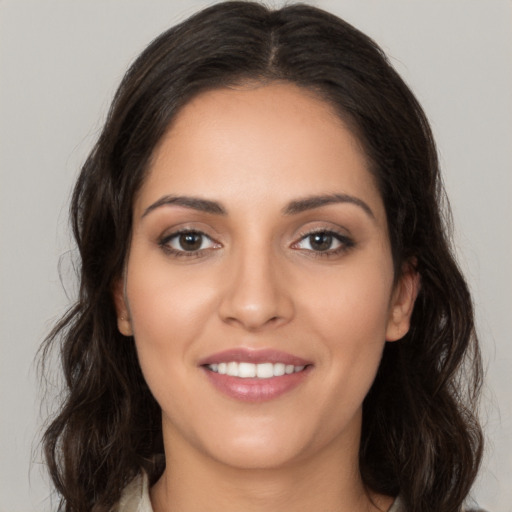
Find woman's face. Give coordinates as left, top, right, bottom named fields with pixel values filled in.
left=115, top=82, right=418, bottom=470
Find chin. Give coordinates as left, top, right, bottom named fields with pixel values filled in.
left=210, top=438, right=307, bottom=470
left=192, top=411, right=353, bottom=472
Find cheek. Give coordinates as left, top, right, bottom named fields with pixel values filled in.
left=126, top=244, right=216, bottom=335
left=124, top=252, right=218, bottom=393
left=302, top=258, right=394, bottom=390
left=307, top=258, right=393, bottom=337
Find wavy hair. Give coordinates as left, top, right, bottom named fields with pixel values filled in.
left=41, top=2, right=483, bottom=511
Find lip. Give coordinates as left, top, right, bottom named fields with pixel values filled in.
left=199, top=348, right=313, bottom=402
left=198, top=348, right=311, bottom=366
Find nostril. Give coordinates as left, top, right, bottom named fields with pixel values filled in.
left=217, top=268, right=295, bottom=330
left=221, top=313, right=286, bottom=332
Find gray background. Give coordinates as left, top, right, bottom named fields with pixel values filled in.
left=1, top=1, right=510, bottom=511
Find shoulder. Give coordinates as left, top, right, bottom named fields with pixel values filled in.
left=111, top=472, right=153, bottom=512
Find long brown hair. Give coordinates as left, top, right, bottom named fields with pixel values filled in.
left=41, top=2, right=483, bottom=511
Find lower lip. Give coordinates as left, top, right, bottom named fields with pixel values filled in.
left=202, top=366, right=312, bottom=402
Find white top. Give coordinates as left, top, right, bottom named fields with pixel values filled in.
left=113, top=473, right=153, bottom=512
left=113, top=473, right=405, bottom=512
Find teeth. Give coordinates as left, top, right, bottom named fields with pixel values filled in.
left=274, top=363, right=285, bottom=376
left=207, top=362, right=306, bottom=378
left=256, top=363, right=273, bottom=378
left=227, top=361, right=238, bottom=377
left=239, top=362, right=256, bottom=378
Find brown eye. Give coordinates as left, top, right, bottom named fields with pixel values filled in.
left=160, top=230, right=219, bottom=255
left=178, top=232, right=203, bottom=251
left=308, top=233, right=334, bottom=251
left=292, top=230, right=354, bottom=255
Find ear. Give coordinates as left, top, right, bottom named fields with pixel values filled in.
left=112, top=277, right=133, bottom=337
left=385, top=261, right=420, bottom=342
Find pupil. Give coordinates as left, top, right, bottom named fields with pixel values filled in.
left=310, top=233, right=332, bottom=251
left=179, top=233, right=202, bottom=251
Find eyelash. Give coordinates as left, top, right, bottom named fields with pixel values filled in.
left=158, top=229, right=219, bottom=258
left=292, top=229, right=355, bottom=257
left=158, top=228, right=355, bottom=259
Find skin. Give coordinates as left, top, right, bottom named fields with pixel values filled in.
left=114, top=82, right=419, bottom=512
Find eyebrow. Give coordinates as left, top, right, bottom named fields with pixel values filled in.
left=282, top=193, right=375, bottom=219
left=141, top=192, right=375, bottom=220
left=142, top=195, right=227, bottom=218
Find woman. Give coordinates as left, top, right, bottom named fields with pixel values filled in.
left=41, top=2, right=484, bottom=511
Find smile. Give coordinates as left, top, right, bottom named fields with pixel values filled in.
left=200, top=349, right=312, bottom=402
left=206, top=362, right=306, bottom=379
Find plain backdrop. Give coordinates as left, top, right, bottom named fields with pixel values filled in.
left=1, top=1, right=511, bottom=511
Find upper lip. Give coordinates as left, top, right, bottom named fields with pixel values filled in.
left=198, top=348, right=312, bottom=366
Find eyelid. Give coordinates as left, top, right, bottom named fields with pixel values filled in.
left=158, top=228, right=222, bottom=257
left=156, top=224, right=354, bottom=259
left=291, top=227, right=355, bottom=255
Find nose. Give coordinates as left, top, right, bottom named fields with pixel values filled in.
left=218, top=246, right=295, bottom=332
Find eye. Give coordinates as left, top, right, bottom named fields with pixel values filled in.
left=159, top=230, right=219, bottom=256
left=292, top=230, right=354, bottom=254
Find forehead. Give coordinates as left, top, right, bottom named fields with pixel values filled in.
left=137, top=82, right=384, bottom=221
